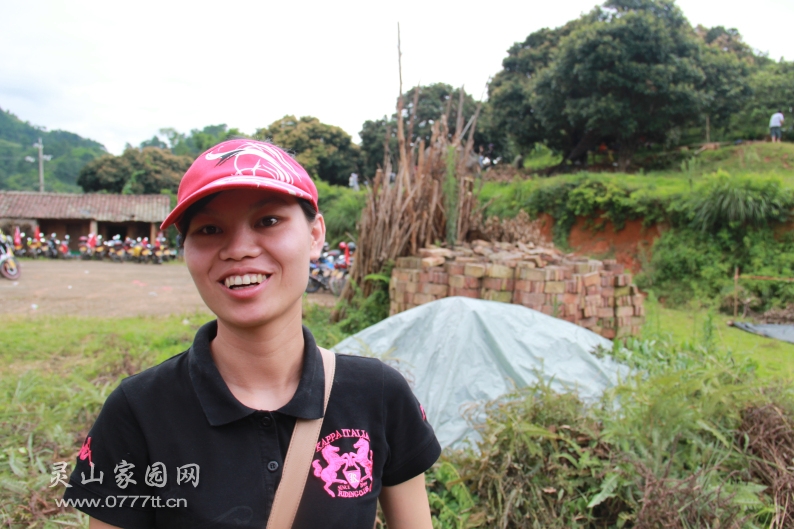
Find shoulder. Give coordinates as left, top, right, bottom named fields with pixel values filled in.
left=333, top=354, right=410, bottom=391
left=118, top=350, right=190, bottom=404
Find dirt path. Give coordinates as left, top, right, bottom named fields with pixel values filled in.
left=0, top=259, right=337, bottom=317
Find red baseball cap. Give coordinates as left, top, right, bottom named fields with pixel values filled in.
left=161, top=139, right=318, bottom=231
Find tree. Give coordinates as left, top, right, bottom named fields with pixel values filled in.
left=0, top=108, right=107, bottom=192
left=531, top=0, right=705, bottom=169
left=486, top=21, right=586, bottom=162
left=144, top=125, right=247, bottom=157
left=358, top=83, right=481, bottom=178
left=255, top=116, right=360, bottom=186
left=691, top=26, right=755, bottom=142
left=78, top=147, right=192, bottom=194
left=730, top=61, right=794, bottom=140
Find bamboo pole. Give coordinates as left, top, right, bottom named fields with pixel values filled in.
left=734, top=266, right=739, bottom=318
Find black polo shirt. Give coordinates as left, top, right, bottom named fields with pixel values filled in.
left=64, top=321, right=441, bottom=528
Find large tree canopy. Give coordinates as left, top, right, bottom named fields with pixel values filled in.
left=534, top=0, right=705, bottom=168
left=77, top=147, right=192, bottom=194
left=485, top=0, right=778, bottom=170
left=255, top=116, right=360, bottom=186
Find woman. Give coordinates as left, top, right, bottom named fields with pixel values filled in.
left=64, top=139, right=440, bottom=528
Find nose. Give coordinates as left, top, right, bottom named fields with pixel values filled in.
left=218, top=224, right=262, bottom=261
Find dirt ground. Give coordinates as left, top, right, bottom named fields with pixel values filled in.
left=0, top=259, right=337, bottom=317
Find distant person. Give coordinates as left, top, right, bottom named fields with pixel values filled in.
left=348, top=172, right=360, bottom=191
left=770, top=109, right=785, bottom=143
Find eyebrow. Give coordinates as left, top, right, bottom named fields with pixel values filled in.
left=198, top=196, right=290, bottom=216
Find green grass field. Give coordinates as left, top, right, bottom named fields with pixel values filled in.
left=1, top=301, right=792, bottom=526
left=643, top=297, right=794, bottom=381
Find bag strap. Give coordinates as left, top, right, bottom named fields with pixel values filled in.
left=266, top=347, right=336, bottom=529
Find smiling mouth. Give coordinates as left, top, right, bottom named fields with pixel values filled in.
left=223, top=273, right=268, bottom=290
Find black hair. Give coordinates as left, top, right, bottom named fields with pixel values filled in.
left=178, top=194, right=318, bottom=247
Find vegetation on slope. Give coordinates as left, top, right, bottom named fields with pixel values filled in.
left=0, top=108, right=107, bottom=192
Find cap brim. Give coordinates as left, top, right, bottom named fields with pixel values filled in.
left=160, top=175, right=316, bottom=231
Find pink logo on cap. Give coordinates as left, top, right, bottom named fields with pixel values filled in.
left=204, top=141, right=306, bottom=185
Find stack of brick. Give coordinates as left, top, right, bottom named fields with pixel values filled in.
left=388, top=242, right=646, bottom=339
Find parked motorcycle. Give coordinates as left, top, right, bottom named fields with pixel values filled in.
left=329, top=241, right=356, bottom=296
left=58, top=235, right=71, bottom=258
left=0, top=230, right=21, bottom=280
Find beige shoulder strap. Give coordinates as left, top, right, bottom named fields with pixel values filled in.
left=266, top=347, right=336, bottom=529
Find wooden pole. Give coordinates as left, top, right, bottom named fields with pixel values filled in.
left=37, top=137, right=44, bottom=193
left=706, top=115, right=711, bottom=144
left=734, top=266, right=739, bottom=318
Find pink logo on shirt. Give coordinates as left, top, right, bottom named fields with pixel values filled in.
left=78, top=437, right=93, bottom=465
left=312, top=429, right=373, bottom=498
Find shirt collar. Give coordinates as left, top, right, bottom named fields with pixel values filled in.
left=188, top=321, right=326, bottom=426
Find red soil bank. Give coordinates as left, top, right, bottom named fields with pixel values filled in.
left=568, top=218, right=665, bottom=273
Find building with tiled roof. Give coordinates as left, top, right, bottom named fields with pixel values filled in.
left=0, top=191, right=171, bottom=243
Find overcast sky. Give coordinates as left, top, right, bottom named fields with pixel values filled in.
left=1, top=0, right=792, bottom=154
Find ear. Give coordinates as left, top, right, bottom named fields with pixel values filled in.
left=309, top=214, right=326, bottom=261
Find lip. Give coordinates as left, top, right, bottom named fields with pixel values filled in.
left=216, top=268, right=273, bottom=299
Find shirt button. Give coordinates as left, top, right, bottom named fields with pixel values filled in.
left=267, top=461, right=279, bottom=472
left=261, top=415, right=272, bottom=427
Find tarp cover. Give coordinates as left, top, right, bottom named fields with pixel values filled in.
left=731, top=322, right=794, bottom=344
left=332, top=297, right=627, bottom=449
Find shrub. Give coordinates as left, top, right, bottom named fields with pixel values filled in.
left=677, top=171, right=793, bottom=234
left=430, top=327, right=792, bottom=528
left=314, top=180, right=366, bottom=245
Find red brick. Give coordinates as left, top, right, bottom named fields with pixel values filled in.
left=597, top=307, right=615, bottom=318
left=513, top=291, right=545, bottom=306
left=486, top=264, right=514, bottom=279
left=464, top=264, right=486, bottom=278
left=431, top=271, right=449, bottom=284
left=514, top=279, right=533, bottom=292
left=483, top=277, right=515, bottom=291
left=544, top=281, right=566, bottom=294
left=482, top=290, right=513, bottom=302
left=449, top=287, right=480, bottom=299
left=421, top=283, right=448, bottom=296
left=449, top=275, right=466, bottom=288
left=444, top=262, right=466, bottom=276
left=616, top=306, right=634, bottom=317
left=562, top=293, right=579, bottom=305
left=412, top=293, right=434, bottom=305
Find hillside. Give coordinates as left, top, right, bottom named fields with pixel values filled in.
left=0, top=108, right=107, bottom=192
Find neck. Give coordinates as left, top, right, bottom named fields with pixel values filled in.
left=210, top=304, right=305, bottom=411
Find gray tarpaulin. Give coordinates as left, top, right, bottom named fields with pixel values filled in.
left=332, top=297, right=628, bottom=449
left=731, top=322, right=794, bottom=344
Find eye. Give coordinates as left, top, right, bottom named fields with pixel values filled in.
left=257, top=216, right=279, bottom=227
left=198, top=225, right=221, bottom=235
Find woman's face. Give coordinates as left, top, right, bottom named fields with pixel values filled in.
left=183, top=189, right=325, bottom=329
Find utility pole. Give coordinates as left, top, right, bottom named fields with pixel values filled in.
left=27, top=138, right=51, bottom=192
left=36, top=137, right=44, bottom=192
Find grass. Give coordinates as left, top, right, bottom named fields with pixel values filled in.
left=481, top=142, right=794, bottom=219
left=2, top=299, right=793, bottom=526
left=643, top=297, right=794, bottom=382
left=0, top=312, right=207, bottom=528
left=0, top=303, right=349, bottom=527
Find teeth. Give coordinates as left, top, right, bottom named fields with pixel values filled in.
left=224, top=274, right=266, bottom=288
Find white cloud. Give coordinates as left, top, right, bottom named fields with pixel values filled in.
left=1, top=0, right=791, bottom=154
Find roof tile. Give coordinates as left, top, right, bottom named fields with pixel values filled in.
left=0, top=192, right=170, bottom=223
